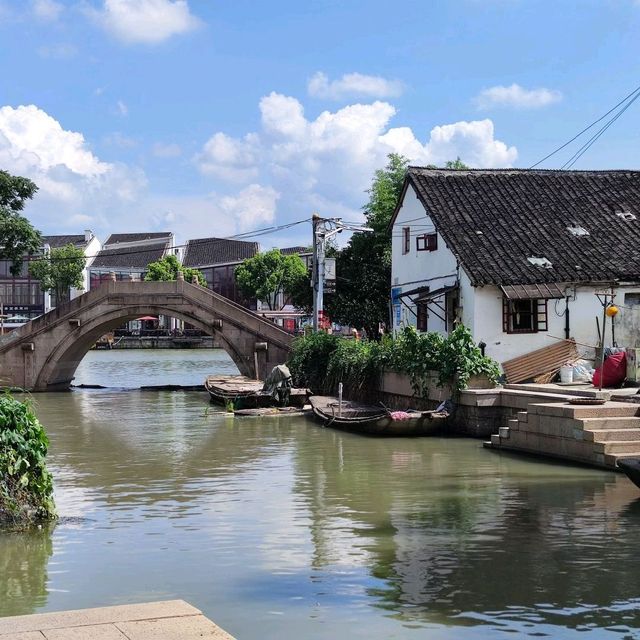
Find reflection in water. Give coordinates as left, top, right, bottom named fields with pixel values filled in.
left=0, top=525, right=53, bottom=616
left=73, top=348, right=239, bottom=388
left=2, top=353, right=640, bottom=639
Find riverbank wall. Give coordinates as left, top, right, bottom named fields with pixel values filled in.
left=377, top=371, right=608, bottom=438
left=110, top=336, right=220, bottom=349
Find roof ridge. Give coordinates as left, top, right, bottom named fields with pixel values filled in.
left=409, top=166, right=640, bottom=174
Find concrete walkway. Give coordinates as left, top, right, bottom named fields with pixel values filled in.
left=0, top=600, right=235, bottom=640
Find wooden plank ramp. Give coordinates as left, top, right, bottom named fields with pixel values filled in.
left=0, top=600, right=235, bottom=640
left=502, top=339, right=578, bottom=384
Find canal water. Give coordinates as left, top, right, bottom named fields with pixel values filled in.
left=2, top=349, right=640, bottom=639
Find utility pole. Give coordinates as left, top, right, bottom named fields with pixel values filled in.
left=311, top=214, right=372, bottom=332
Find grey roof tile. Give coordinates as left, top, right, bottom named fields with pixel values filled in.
left=183, top=237, right=259, bottom=267
left=406, top=168, right=640, bottom=286
left=91, top=242, right=169, bottom=269
left=42, top=234, right=89, bottom=249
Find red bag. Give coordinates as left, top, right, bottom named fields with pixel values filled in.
left=593, top=351, right=626, bottom=388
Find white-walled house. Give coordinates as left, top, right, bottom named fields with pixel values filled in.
left=390, top=168, right=640, bottom=364
left=42, top=230, right=101, bottom=311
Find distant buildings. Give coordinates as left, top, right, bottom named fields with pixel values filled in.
left=183, top=236, right=259, bottom=307
left=0, top=225, right=309, bottom=337
left=0, top=230, right=98, bottom=320
left=89, top=232, right=175, bottom=288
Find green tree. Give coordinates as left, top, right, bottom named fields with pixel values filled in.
left=0, top=171, right=42, bottom=275
left=29, top=243, right=85, bottom=305
left=144, top=254, right=206, bottom=286
left=235, top=249, right=307, bottom=310
left=328, top=153, right=409, bottom=337
left=444, top=157, right=470, bottom=170
left=328, top=154, right=470, bottom=338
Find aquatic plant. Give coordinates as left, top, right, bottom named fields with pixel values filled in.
left=0, top=394, right=56, bottom=525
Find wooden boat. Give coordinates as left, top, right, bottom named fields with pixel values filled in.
left=617, top=458, right=640, bottom=489
left=308, top=395, right=449, bottom=436
left=204, top=375, right=308, bottom=409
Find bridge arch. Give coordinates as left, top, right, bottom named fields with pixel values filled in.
left=0, top=280, right=294, bottom=391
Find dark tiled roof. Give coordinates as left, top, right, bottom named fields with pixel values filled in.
left=183, top=237, right=259, bottom=267
left=280, top=246, right=310, bottom=256
left=104, top=232, right=171, bottom=245
left=91, top=242, right=169, bottom=269
left=406, top=168, right=640, bottom=286
left=42, top=234, right=88, bottom=249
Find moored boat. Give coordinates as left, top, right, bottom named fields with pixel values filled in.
left=617, top=458, right=640, bottom=489
left=204, top=374, right=308, bottom=408
left=308, top=395, right=449, bottom=436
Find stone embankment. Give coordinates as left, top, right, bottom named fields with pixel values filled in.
left=487, top=397, right=640, bottom=470
left=0, top=600, right=235, bottom=639
left=379, top=372, right=640, bottom=470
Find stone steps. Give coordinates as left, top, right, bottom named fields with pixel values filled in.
left=580, top=417, right=640, bottom=430
left=584, top=428, right=640, bottom=442
left=594, top=440, right=640, bottom=454
left=488, top=399, right=640, bottom=469
left=605, top=452, right=640, bottom=467
left=528, top=402, right=640, bottom=419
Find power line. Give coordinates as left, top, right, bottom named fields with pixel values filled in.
left=529, top=82, right=640, bottom=169
left=562, top=90, right=640, bottom=169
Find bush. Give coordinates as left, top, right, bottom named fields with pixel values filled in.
left=288, top=325, right=500, bottom=398
left=0, top=394, right=56, bottom=525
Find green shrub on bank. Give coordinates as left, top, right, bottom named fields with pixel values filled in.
left=288, top=325, right=500, bottom=398
left=0, top=394, right=56, bottom=524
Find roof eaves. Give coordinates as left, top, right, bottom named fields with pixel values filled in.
left=387, top=176, right=412, bottom=233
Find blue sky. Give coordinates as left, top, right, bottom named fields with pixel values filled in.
left=1, top=0, right=640, bottom=247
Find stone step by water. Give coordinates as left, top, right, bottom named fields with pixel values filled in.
left=605, top=452, right=640, bottom=467
left=583, top=428, right=640, bottom=442
left=528, top=402, right=640, bottom=419
left=594, top=440, right=640, bottom=454
left=487, top=400, right=640, bottom=470
left=580, top=417, right=640, bottom=430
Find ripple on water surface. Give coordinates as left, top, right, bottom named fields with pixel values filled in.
left=2, top=350, right=640, bottom=639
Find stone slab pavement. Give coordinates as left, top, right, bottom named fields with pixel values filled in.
left=0, top=600, right=235, bottom=640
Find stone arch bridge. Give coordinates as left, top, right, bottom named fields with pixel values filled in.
left=0, top=278, right=294, bottom=391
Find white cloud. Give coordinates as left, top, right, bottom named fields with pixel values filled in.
left=32, top=0, right=63, bottom=21
left=474, top=83, right=562, bottom=109
left=89, top=0, right=202, bottom=44
left=381, top=119, right=517, bottom=167
left=197, top=132, right=259, bottom=181
left=103, top=131, right=137, bottom=148
left=37, top=43, right=77, bottom=59
left=115, top=100, right=128, bottom=117
left=220, top=184, right=280, bottom=231
left=0, top=105, right=109, bottom=177
left=0, top=104, right=145, bottom=232
left=152, top=142, right=182, bottom=158
left=308, top=71, right=404, bottom=100
left=143, top=194, right=237, bottom=242
left=197, top=92, right=517, bottom=230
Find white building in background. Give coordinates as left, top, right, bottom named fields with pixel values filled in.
left=42, top=230, right=101, bottom=311
left=390, top=168, right=640, bottom=364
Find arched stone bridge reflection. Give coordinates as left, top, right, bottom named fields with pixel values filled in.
left=0, top=278, right=293, bottom=390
